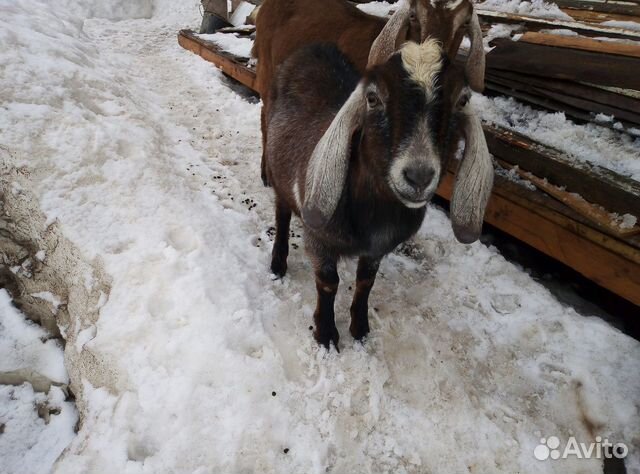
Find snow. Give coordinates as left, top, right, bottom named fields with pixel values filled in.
left=198, top=32, right=254, bottom=58
left=602, top=20, right=640, bottom=32
left=0, top=1, right=639, bottom=473
left=356, top=1, right=397, bottom=17
left=476, top=0, right=573, bottom=20
left=0, top=384, right=76, bottom=474
left=0, top=290, right=68, bottom=385
left=0, top=289, right=76, bottom=474
left=474, top=94, right=640, bottom=180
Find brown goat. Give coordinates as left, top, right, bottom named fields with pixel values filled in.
left=263, top=15, right=493, bottom=350
left=253, top=0, right=485, bottom=185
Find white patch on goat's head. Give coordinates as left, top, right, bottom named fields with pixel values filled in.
left=400, top=40, right=443, bottom=100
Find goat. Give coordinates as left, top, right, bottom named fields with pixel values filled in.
left=254, top=0, right=485, bottom=187
left=263, top=17, right=494, bottom=350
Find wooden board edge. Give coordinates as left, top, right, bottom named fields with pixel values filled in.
left=437, top=172, right=640, bottom=306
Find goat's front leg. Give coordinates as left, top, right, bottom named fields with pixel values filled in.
left=350, top=256, right=381, bottom=341
left=308, top=245, right=340, bottom=350
left=260, top=105, right=271, bottom=187
left=270, top=198, right=291, bottom=278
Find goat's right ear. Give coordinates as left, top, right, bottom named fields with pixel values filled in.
left=302, top=84, right=365, bottom=230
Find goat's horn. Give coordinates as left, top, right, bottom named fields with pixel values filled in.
left=450, top=100, right=494, bottom=243
left=302, top=84, right=365, bottom=229
left=465, top=10, right=485, bottom=92
left=368, top=0, right=412, bottom=67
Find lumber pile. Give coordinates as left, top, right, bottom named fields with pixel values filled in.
left=476, top=2, right=640, bottom=134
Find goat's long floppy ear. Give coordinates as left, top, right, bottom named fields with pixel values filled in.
left=301, top=84, right=365, bottom=230
left=450, top=101, right=494, bottom=244
left=465, top=10, right=485, bottom=92
left=368, top=0, right=412, bottom=66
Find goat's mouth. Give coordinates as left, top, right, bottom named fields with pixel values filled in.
left=390, top=182, right=431, bottom=208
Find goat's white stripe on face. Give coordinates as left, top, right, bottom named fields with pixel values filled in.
left=400, top=40, right=443, bottom=101
left=446, top=0, right=464, bottom=10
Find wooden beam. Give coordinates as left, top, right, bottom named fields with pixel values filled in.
left=437, top=172, right=640, bottom=306
left=554, top=0, right=640, bottom=17
left=477, top=9, right=640, bottom=40
left=487, top=38, right=640, bottom=90
left=519, top=31, right=640, bottom=58
left=178, top=30, right=257, bottom=91
left=484, top=125, right=640, bottom=224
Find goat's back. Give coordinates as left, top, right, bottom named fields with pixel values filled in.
left=254, top=0, right=384, bottom=97
left=265, top=43, right=360, bottom=213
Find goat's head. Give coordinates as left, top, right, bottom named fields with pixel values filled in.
left=302, top=15, right=493, bottom=244
left=398, top=0, right=485, bottom=92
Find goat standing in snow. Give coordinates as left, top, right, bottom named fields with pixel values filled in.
left=263, top=15, right=493, bottom=349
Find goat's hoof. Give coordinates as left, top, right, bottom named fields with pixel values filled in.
left=270, top=257, right=287, bottom=278
left=349, top=320, right=370, bottom=341
left=314, top=326, right=340, bottom=352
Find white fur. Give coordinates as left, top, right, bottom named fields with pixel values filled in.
left=400, top=40, right=443, bottom=100
left=293, top=180, right=302, bottom=210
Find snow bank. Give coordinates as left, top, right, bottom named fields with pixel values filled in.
left=56, top=0, right=154, bottom=20
left=1, top=1, right=639, bottom=473
left=0, top=290, right=67, bottom=385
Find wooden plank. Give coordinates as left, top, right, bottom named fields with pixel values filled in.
left=178, top=30, right=257, bottom=90
left=497, top=160, right=640, bottom=238
left=487, top=38, right=640, bottom=90
left=484, top=75, right=640, bottom=129
left=486, top=69, right=640, bottom=113
left=484, top=124, right=640, bottom=224
left=554, top=0, right=640, bottom=17
left=519, top=31, right=640, bottom=58
left=477, top=9, right=640, bottom=40
left=437, top=172, right=640, bottom=306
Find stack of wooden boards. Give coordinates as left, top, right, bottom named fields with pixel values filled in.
left=177, top=0, right=640, bottom=307
left=480, top=3, right=640, bottom=134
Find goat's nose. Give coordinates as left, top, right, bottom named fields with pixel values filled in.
left=403, top=167, right=434, bottom=192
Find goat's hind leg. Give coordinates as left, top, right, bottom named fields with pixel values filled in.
left=350, top=256, right=381, bottom=341
left=270, top=198, right=291, bottom=278
left=308, top=243, right=340, bottom=351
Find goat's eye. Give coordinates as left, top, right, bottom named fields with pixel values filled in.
left=366, top=91, right=380, bottom=108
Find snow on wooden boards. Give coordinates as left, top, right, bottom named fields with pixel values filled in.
left=482, top=35, right=640, bottom=132
left=178, top=29, right=256, bottom=91
left=438, top=170, right=640, bottom=306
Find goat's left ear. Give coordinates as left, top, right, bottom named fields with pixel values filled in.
left=302, top=84, right=365, bottom=230
left=465, top=10, right=485, bottom=92
left=450, top=100, right=494, bottom=243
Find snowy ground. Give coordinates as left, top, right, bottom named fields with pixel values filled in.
left=1, top=1, right=639, bottom=473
